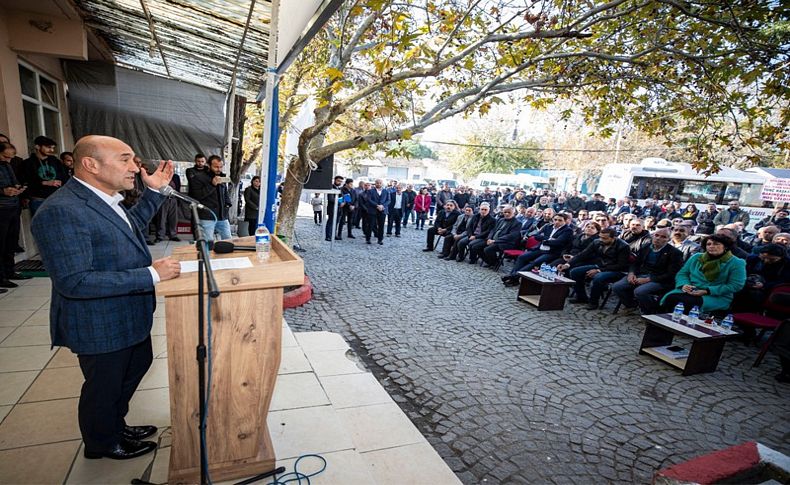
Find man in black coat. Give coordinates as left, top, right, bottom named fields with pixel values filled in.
left=191, top=155, right=232, bottom=241
left=401, top=184, right=417, bottom=228
left=558, top=228, right=631, bottom=310
left=337, top=178, right=357, bottom=239
left=502, top=213, right=573, bottom=285
left=439, top=205, right=473, bottom=259
left=611, top=228, right=684, bottom=313
left=325, top=175, right=344, bottom=241
left=423, top=200, right=460, bottom=251
left=585, top=193, right=607, bottom=213
left=620, top=219, right=652, bottom=256
left=363, top=178, right=390, bottom=245
left=455, top=203, right=495, bottom=262
left=478, top=206, right=522, bottom=267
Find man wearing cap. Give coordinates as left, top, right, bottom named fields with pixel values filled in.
left=20, top=135, right=69, bottom=216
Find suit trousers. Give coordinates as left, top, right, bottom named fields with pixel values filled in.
left=510, top=249, right=554, bottom=276
left=387, top=208, right=403, bottom=235
left=483, top=243, right=512, bottom=266
left=325, top=209, right=337, bottom=240
left=157, top=197, right=179, bottom=239
left=337, top=208, right=354, bottom=237
left=466, top=238, right=488, bottom=262
left=77, top=336, right=153, bottom=452
left=0, top=207, right=21, bottom=279
left=365, top=211, right=386, bottom=242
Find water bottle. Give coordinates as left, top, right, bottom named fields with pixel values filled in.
left=672, top=303, right=684, bottom=322
left=549, top=266, right=557, bottom=281
left=255, top=224, right=271, bottom=262
left=689, top=306, right=700, bottom=325
left=721, top=314, right=734, bottom=331
left=540, top=263, right=548, bottom=278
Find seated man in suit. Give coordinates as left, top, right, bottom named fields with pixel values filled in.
left=478, top=206, right=522, bottom=267
left=31, top=135, right=182, bottom=461
left=423, top=200, right=460, bottom=251
left=455, top=203, right=495, bottom=262
left=611, top=228, right=684, bottom=314
left=502, top=213, right=573, bottom=286
left=439, top=205, right=474, bottom=259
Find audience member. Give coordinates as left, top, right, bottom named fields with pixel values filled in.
left=339, top=178, right=357, bottom=239
left=661, top=234, right=746, bottom=315
left=714, top=199, right=750, bottom=226
left=191, top=155, right=232, bottom=241
left=502, top=213, right=573, bottom=286
left=363, top=179, right=390, bottom=245
left=455, top=203, right=495, bottom=262
left=0, top=142, right=29, bottom=291
left=558, top=228, right=630, bottom=310
left=611, top=228, right=683, bottom=314
left=755, top=208, right=790, bottom=232
left=669, top=225, right=701, bottom=261
left=477, top=206, right=521, bottom=267
left=424, top=200, right=460, bottom=251
left=244, top=176, right=262, bottom=234
left=414, top=187, right=431, bottom=230
left=20, top=136, right=68, bottom=216
left=439, top=205, right=473, bottom=259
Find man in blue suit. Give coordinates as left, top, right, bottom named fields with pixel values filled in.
left=502, top=213, right=574, bottom=286
left=31, top=135, right=181, bottom=461
left=363, top=178, right=390, bottom=245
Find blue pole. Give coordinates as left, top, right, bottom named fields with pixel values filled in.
left=263, top=86, right=279, bottom=232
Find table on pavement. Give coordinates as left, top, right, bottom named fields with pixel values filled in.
left=516, top=270, right=576, bottom=311
left=639, top=313, right=741, bottom=376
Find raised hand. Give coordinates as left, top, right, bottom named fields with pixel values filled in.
left=141, top=160, right=174, bottom=190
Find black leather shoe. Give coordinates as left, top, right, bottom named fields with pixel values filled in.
left=169, top=236, right=181, bottom=242
left=378, top=240, right=383, bottom=245
left=84, top=438, right=157, bottom=460
left=146, top=240, right=155, bottom=246
left=366, top=240, right=371, bottom=244
left=0, top=280, right=18, bottom=288
left=122, top=424, right=158, bottom=440
left=347, top=235, right=356, bottom=239
left=568, top=298, right=588, bottom=305
left=9, top=272, right=32, bottom=280
left=422, top=248, right=433, bottom=252
left=0, top=289, right=7, bottom=294
left=325, top=238, right=332, bottom=242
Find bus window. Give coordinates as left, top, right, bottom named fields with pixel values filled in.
left=680, top=180, right=725, bottom=204
left=629, top=176, right=681, bottom=200
left=728, top=183, right=766, bottom=207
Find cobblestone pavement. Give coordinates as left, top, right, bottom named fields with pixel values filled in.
left=285, top=214, right=790, bottom=484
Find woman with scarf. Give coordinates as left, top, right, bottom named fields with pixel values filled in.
left=661, top=234, right=746, bottom=314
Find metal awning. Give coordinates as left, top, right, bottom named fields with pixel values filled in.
left=73, top=0, right=274, bottom=96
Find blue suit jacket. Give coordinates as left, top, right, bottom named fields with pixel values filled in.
left=364, top=188, right=390, bottom=215
left=31, top=179, right=164, bottom=355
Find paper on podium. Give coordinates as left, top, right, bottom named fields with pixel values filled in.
left=180, top=257, right=254, bottom=273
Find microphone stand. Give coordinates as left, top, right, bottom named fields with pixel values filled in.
left=191, top=203, right=220, bottom=485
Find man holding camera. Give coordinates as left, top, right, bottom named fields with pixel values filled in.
left=190, top=155, right=232, bottom=241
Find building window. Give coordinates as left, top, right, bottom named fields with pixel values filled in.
left=18, top=62, right=62, bottom=150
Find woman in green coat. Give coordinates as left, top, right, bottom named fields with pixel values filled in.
left=661, top=234, right=746, bottom=313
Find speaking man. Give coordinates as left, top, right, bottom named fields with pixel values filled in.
left=31, top=135, right=181, bottom=460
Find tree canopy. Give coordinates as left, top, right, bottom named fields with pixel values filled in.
left=448, top=130, right=541, bottom=179
left=274, top=0, right=789, bottom=238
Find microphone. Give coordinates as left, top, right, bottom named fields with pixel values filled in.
left=212, top=241, right=256, bottom=253
left=159, top=185, right=205, bottom=209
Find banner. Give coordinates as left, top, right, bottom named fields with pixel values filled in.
left=760, top=178, right=790, bottom=202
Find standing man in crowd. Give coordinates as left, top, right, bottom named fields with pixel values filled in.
left=191, top=155, right=232, bottom=241
left=244, top=176, right=261, bottom=236
left=185, top=153, right=207, bottom=197
left=402, top=184, right=416, bottom=228
left=387, top=184, right=405, bottom=237
left=325, top=175, right=344, bottom=241
left=714, top=200, right=750, bottom=227
left=20, top=136, right=68, bottom=216
left=156, top=170, right=181, bottom=242
left=338, top=177, right=357, bottom=239
left=31, top=135, right=182, bottom=461
left=363, top=179, right=390, bottom=245
left=0, top=142, right=28, bottom=291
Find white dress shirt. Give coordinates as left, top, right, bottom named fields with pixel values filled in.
left=73, top=177, right=161, bottom=285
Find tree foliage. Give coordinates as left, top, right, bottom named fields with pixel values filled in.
left=449, top=130, right=541, bottom=179
left=274, top=0, right=789, bottom=239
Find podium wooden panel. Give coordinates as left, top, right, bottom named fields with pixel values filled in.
left=157, top=236, right=303, bottom=484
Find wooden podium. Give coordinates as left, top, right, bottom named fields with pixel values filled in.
left=157, top=236, right=304, bottom=484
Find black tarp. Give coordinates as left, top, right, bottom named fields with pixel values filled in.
left=64, top=61, right=225, bottom=160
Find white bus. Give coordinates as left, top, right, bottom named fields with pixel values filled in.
left=596, top=158, right=773, bottom=229
left=469, top=172, right=550, bottom=191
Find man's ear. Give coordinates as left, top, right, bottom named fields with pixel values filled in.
left=80, top=156, right=101, bottom=174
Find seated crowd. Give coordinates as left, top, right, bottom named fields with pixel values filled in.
left=417, top=187, right=790, bottom=380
